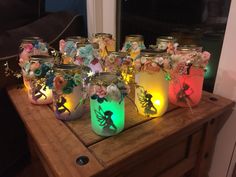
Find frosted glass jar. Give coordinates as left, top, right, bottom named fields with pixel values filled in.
left=121, top=35, right=145, bottom=60
left=27, top=55, right=53, bottom=104
left=59, top=36, right=87, bottom=64
left=169, top=67, right=204, bottom=107
left=134, top=51, right=169, bottom=117
left=135, top=71, right=169, bottom=117
left=89, top=73, right=125, bottom=136
left=92, top=33, right=116, bottom=59
left=19, top=37, right=48, bottom=89
left=52, top=64, right=86, bottom=120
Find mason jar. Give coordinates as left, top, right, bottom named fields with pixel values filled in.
left=169, top=67, right=204, bottom=107
left=121, top=34, right=146, bottom=60
left=150, top=36, right=177, bottom=53
left=169, top=45, right=206, bottom=107
left=89, top=72, right=127, bottom=136
left=27, top=55, right=54, bottom=104
left=59, top=36, right=87, bottom=64
left=92, top=33, right=116, bottom=59
left=51, top=64, right=86, bottom=121
left=134, top=50, right=169, bottom=117
left=19, top=37, right=48, bottom=89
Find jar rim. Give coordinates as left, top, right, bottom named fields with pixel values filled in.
left=125, top=35, right=144, bottom=42
left=66, top=36, right=87, bottom=43
left=95, top=33, right=112, bottom=39
left=21, top=37, right=43, bottom=43
left=156, top=36, right=177, bottom=42
left=30, top=55, right=53, bottom=61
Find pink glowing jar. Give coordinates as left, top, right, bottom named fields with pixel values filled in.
left=169, top=66, right=205, bottom=107
left=168, top=45, right=210, bottom=107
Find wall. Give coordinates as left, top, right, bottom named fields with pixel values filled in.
left=45, top=0, right=87, bottom=34
left=86, top=0, right=116, bottom=38
left=209, top=0, right=236, bottom=176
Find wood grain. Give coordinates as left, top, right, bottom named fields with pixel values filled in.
left=7, top=86, right=234, bottom=177
left=7, top=87, right=104, bottom=177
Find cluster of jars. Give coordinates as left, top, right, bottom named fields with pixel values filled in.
left=18, top=33, right=209, bottom=137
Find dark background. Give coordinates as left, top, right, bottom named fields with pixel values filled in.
left=117, top=0, right=231, bottom=92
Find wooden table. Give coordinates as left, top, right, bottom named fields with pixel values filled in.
left=7, top=87, right=234, bottom=177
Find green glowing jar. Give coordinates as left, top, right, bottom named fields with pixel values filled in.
left=89, top=73, right=125, bottom=136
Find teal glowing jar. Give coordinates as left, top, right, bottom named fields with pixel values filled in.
left=89, top=73, right=126, bottom=136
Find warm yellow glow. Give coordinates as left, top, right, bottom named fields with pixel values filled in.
left=154, top=99, right=161, bottom=106
left=28, top=84, right=53, bottom=104
left=135, top=71, right=168, bottom=117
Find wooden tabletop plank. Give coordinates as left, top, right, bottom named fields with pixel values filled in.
left=7, top=87, right=104, bottom=177
left=65, top=96, right=179, bottom=147
left=88, top=95, right=234, bottom=167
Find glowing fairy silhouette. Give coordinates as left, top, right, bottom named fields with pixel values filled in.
left=94, top=106, right=117, bottom=134
left=55, top=96, right=71, bottom=115
left=32, top=83, right=47, bottom=101
left=137, top=86, right=157, bottom=116
left=176, top=82, right=193, bottom=104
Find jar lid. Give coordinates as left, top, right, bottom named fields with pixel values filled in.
left=108, top=51, right=127, bottom=57
left=91, top=72, right=118, bottom=85
left=21, top=36, right=43, bottom=43
left=156, top=36, right=177, bottom=43
left=76, top=42, right=99, bottom=49
left=141, top=49, right=165, bottom=57
left=95, top=33, right=113, bottom=39
left=125, top=35, right=144, bottom=42
left=66, top=36, right=87, bottom=44
left=177, top=45, right=202, bottom=52
left=30, top=55, right=54, bottom=62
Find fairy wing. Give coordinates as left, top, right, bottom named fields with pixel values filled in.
left=137, top=88, right=147, bottom=108
left=94, top=106, right=107, bottom=127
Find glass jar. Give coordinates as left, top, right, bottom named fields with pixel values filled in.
left=74, top=43, right=102, bottom=73
left=121, top=35, right=145, bottom=60
left=169, top=45, right=206, bottom=107
left=92, top=33, right=116, bottom=59
left=134, top=50, right=169, bottom=117
left=59, top=36, right=87, bottom=64
left=27, top=55, right=54, bottom=104
left=19, top=37, right=48, bottom=89
left=150, top=36, right=177, bottom=53
left=51, top=64, right=86, bottom=120
left=169, top=67, right=204, bottom=107
left=89, top=72, right=127, bottom=136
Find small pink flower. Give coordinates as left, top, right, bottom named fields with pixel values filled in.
left=30, top=61, right=40, bottom=71
left=19, top=51, right=30, bottom=63
left=202, top=51, right=211, bottom=61
left=92, top=85, right=107, bottom=98
left=175, top=62, right=188, bottom=75
left=23, top=43, right=33, bottom=53
left=59, top=39, right=66, bottom=53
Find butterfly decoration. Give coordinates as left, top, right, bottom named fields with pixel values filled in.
left=94, top=106, right=117, bottom=134
left=137, top=86, right=157, bottom=116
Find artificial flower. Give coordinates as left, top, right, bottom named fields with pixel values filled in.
left=106, top=84, right=121, bottom=102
